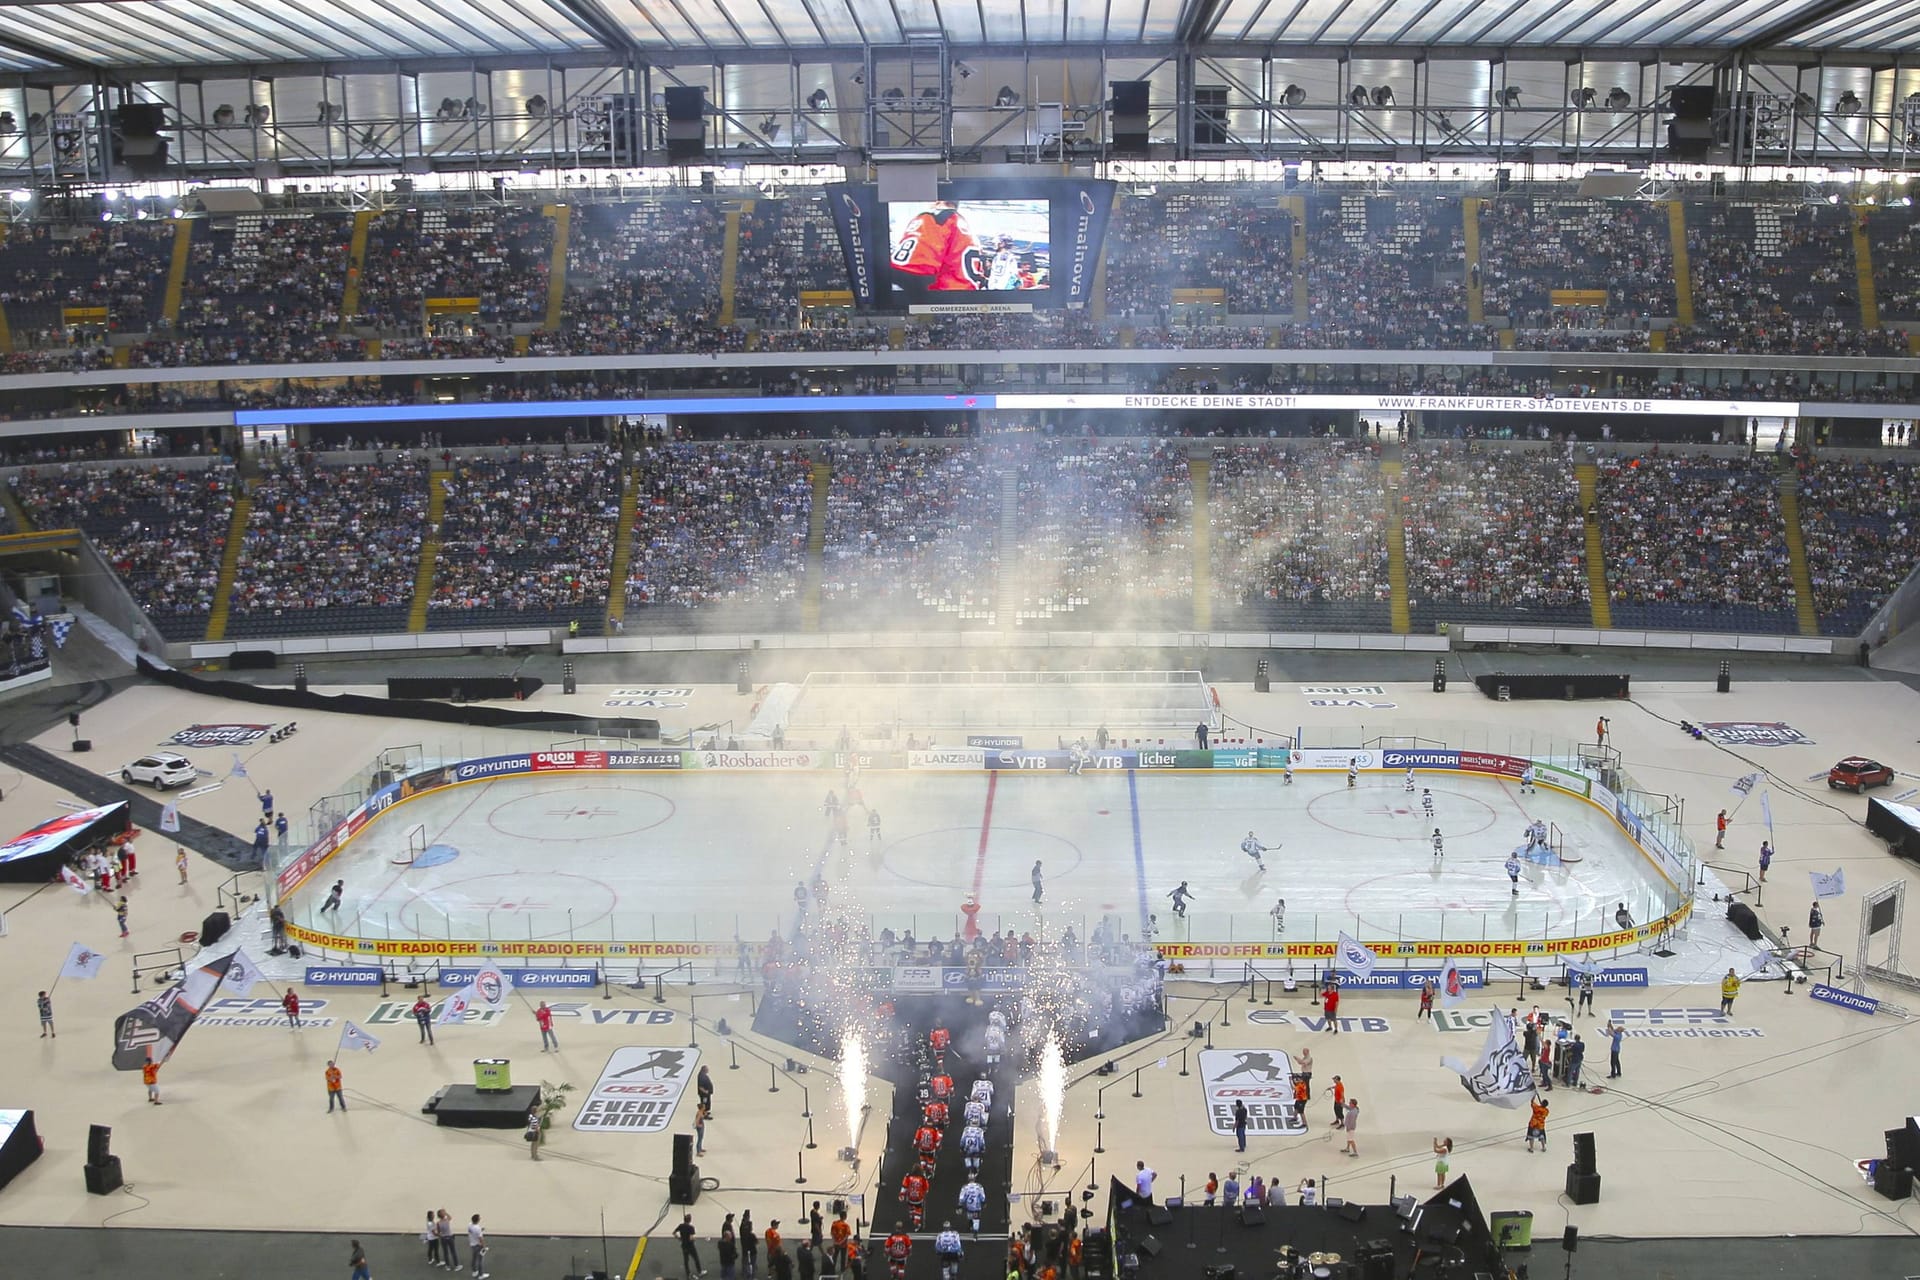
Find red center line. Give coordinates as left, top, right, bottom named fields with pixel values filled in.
left=969, top=771, right=999, bottom=902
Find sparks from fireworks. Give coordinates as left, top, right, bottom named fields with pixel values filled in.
left=841, top=1029, right=869, bottom=1152
left=1037, top=1032, right=1066, bottom=1158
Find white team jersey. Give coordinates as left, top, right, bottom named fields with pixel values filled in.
left=935, top=1231, right=963, bottom=1255
left=1241, top=836, right=1266, bottom=856
left=1505, top=857, right=1521, bottom=877
left=982, top=1026, right=1005, bottom=1052
left=959, top=1124, right=986, bottom=1152
left=970, top=1079, right=994, bottom=1104
left=987, top=249, right=1021, bottom=291
left=964, top=1099, right=988, bottom=1127
left=1432, top=834, right=1444, bottom=854
left=959, top=1183, right=987, bottom=1211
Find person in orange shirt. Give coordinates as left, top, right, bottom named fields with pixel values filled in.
left=1525, top=1098, right=1549, bottom=1152
left=1328, top=1075, right=1346, bottom=1128
left=765, top=1219, right=782, bottom=1255
left=829, top=1212, right=853, bottom=1268
left=142, top=1056, right=161, bottom=1105
left=325, top=1059, right=346, bottom=1113
left=1066, top=1232, right=1083, bottom=1280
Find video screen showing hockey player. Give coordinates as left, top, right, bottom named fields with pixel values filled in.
left=886, top=198, right=1050, bottom=294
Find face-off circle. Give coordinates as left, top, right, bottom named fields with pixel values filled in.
left=879, top=825, right=1086, bottom=891
left=1306, top=789, right=1500, bottom=841
left=485, top=785, right=675, bottom=842
left=397, top=871, right=619, bottom=937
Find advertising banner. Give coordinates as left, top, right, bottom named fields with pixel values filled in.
left=693, top=750, right=824, bottom=770
left=1810, top=983, right=1879, bottom=1015
left=574, top=1046, right=701, bottom=1133
left=1532, top=761, right=1591, bottom=798
left=441, top=968, right=600, bottom=989
left=1290, top=748, right=1377, bottom=770
left=909, top=747, right=987, bottom=770
left=304, top=966, right=385, bottom=987
left=1458, top=751, right=1525, bottom=778
left=1319, top=967, right=1489, bottom=991
left=1198, top=1049, right=1309, bottom=1138
left=1383, top=748, right=1461, bottom=770
left=967, top=735, right=1023, bottom=749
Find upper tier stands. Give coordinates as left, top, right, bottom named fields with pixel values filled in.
left=819, top=443, right=998, bottom=624
left=165, top=212, right=361, bottom=366
left=543, top=200, right=730, bottom=354
left=1478, top=196, right=1674, bottom=332
left=1104, top=190, right=1296, bottom=319
left=0, top=222, right=173, bottom=337
left=7, top=460, right=233, bottom=639
left=1305, top=194, right=1477, bottom=348
left=1865, top=203, right=1920, bottom=322
left=1208, top=442, right=1392, bottom=630
left=1594, top=453, right=1795, bottom=633
left=1796, top=455, right=1920, bottom=636
left=354, top=207, right=552, bottom=330
left=736, top=197, right=849, bottom=324
left=429, top=448, right=620, bottom=632
left=1400, top=444, right=1589, bottom=627
left=228, top=455, right=427, bottom=636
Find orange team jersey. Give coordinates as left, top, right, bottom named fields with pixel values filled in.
left=1332, top=1082, right=1345, bottom=1106
left=1292, top=1079, right=1308, bottom=1103
left=831, top=1221, right=852, bottom=1246
left=902, top=1174, right=928, bottom=1202
left=1529, top=1102, right=1548, bottom=1129
left=891, top=208, right=984, bottom=291
left=142, top=1062, right=158, bottom=1085
left=325, top=1066, right=342, bottom=1089
left=766, top=1228, right=781, bottom=1251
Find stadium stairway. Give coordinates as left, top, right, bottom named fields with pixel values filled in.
left=1665, top=201, right=1694, bottom=327
left=339, top=209, right=373, bottom=329
left=603, top=467, right=640, bottom=632
left=801, top=457, right=830, bottom=632
left=994, top=469, right=1019, bottom=626
left=1283, top=195, right=1308, bottom=323
left=1190, top=451, right=1212, bottom=630
left=542, top=203, right=570, bottom=332
left=1381, top=459, right=1410, bottom=633
left=1852, top=210, right=1879, bottom=329
left=1462, top=198, right=1485, bottom=325
left=162, top=217, right=192, bottom=325
left=0, top=480, right=30, bottom=532
left=718, top=204, right=745, bottom=327
left=1575, top=463, right=1613, bottom=630
left=407, top=468, right=450, bottom=632
left=1777, top=473, right=1821, bottom=637
left=203, top=479, right=256, bottom=643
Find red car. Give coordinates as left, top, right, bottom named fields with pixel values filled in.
left=1828, top=757, right=1896, bottom=792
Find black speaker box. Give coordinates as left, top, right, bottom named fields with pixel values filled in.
left=1147, top=1205, right=1172, bottom=1226
left=200, top=911, right=232, bottom=947
left=87, top=1125, right=111, bottom=1166
left=1362, top=1248, right=1394, bottom=1280
left=1725, top=900, right=1762, bottom=941
left=1110, top=79, right=1149, bottom=154
left=1565, top=1167, right=1601, bottom=1205
left=1572, top=1131, right=1597, bottom=1175
left=116, top=103, right=166, bottom=134
left=1237, top=1205, right=1264, bottom=1227
left=1886, top=1127, right=1915, bottom=1170
left=72, top=739, right=91, bottom=752
left=228, top=649, right=278, bottom=670
left=1562, top=1225, right=1578, bottom=1253
left=664, top=87, right=705, bottom=121
left=1874, top=1161, right=1914, bottom=1200
left=1338, top=1201, right=1366, bottom=1222
left=672, top=1132, right=694, bottom=1174
left=1135, top=1236, right=1162, bottom=1257
left=1669, top=85, right=1716, bottom=118
left=84, top=1155, right=123, bottom=1195
left=1666, top=119, right=1715, bottom=159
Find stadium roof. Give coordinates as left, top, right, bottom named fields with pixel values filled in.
left=0, top=0, right=1906, bottom=69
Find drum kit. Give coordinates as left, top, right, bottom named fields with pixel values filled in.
left=1272, top=1244, right=1343, bottom=1278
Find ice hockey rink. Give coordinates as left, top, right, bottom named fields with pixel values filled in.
left=283, top=764, right=1697, bottom=962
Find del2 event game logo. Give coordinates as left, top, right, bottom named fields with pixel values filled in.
left=169, top=723, right=272, bottom=748
left=1198, top=1049, right=1307, bottom=1137
left=576, top=1046, right=701, bottom=1132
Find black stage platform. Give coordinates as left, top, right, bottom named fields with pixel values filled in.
left=1109, top=1174, right=1508, bottom=1280
left=423, top=1084, right=540, bottom=1128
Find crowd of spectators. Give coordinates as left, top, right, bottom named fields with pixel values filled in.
left=539, top=200, right=731, bottom=356
left=1865, top=203, right=1920, bottom=321
left=1795, top=455, right=1920, bottom=634
left=1305, top=194, right=1483, bottom=348
left=172, top=213, right=349, bottom=361
left=625, top=443, right=813, bottom=614
left=1207, top=442, right=1391, bottom=623
left=1594, top=453, right=1795, bottom=631
left=353, top=207, right=551, bottom=330
left=819, top=443, right=998, bottom=621
left=429, top=448, right=620, bottom=630
left=0, top=222, right=175, bottom=338
left=1009, top=441, right=1193, bottom=624
left=6, top=460, right=236, bottom=638
left=1399, top=444, right=1589, bottom=624
left=734, top=198, right=848, bottom=323
left=228, top=454, right=427, bottom=634
left=1105, top=190, right=1297, bottom=319
left=1478, top=197, right=1674, bottom=331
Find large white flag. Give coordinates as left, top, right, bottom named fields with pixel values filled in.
left=1439, top=956, right=1468, bottom=1008
left=435, top=985, right=475, bottom=1025
left=337, top=1021, right=382, bottom=1053
left=60, top=942, right=108, bottom=980
left=471, top=963, right=513, bottom=1011
left=57, top=865, right=89, bottom=895
left=228, top=754, right=249, bottom=779
left=1748, top=950, right=1774, bottom=975
left=1334, top=931, right=1377, bottom=979
left=1559, top=954, right=1598, bottom=978
left=1810, top=868, right=1847, bottom=900
left=221, top=948, right=264, bottom=998
left=1730, top=771, right=1764, bottom=797
left=158, top=802, right=181, bottom=834
left=1440, top=1007, right=1537, bottom=1108
left=1761, top=791, right=1774, bottom=834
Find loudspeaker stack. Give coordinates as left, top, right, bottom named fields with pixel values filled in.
left=669, top=1132, right=701, bottom=1204
left=84, top=1124, right=123, bottom=1195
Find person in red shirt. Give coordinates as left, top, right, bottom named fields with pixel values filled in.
left=913, top=1123, right=942, bottom=1174
left=883, top=1224, right=914, bottom=1279
left=900, top=1172, right=929, bottom=1228
left=923, top=1098, right=949, bottom=1129
left=929, top=1023, right=951, bottom=1070
left=890, top=202, right=985, bottom=292
left=535, top=1000, right=558, bottom=1052
left=282, top=988, right=302, bottom=1030
left=1320, top=984, right=1340, bottom=1033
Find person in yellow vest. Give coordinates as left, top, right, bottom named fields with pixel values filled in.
left=1719, top=968, right=1741, bottom=1017
left=326, top=1059, right=347, bottom=1113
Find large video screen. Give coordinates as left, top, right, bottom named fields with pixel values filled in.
left=826, top=179, right=1115, bottom=312
left=886, top=198, right=1050, bottom=295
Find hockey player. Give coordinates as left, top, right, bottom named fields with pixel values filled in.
left=958, top=1179, right=988, bottom=1234
left=963, top=1094, right=989, bottom=1130
left=823, top=790, right=840, bottom=817
left=1270, top=897, right=1286, bottom=935
left=1240, top=831, right=1274, bottom=872
left=1168, top=881, right=1194, bottom=918
left=930, top=1022, right=952, bottom=1070
left=1067, top=738, right=1090, bottom=776
left=1505, top=853, right=1522, bottom=895
left=1421, top=789, right=1436, bottom=821
left=1431, top=828, right=1444, bottom=859
left=923, top=1096, right=950, bottom=1129
left=1283, top=761, right=1294, bottom=784
left=982, top=1022, right=1005, bottom=1069
left=884, top=1222, right=915, bottom=1279
left=1520, top=764, right=1537, bottom=794
left=900, top=1171, right=930, bottom=1229
left=987, top=234, right=1023, bottom=291
left=986, top=1008, right=1007, bottom=1033
left=890, top=201, right=985, bottom=291
left=929, top=1071, right=954, bottom=1103
left=958, top=1122, right=987, bottom=1176
left=969, top=1076, right=994, bottom=1107
left=1348, top=758, right=1360, bottom=788
left=934, top=1222, right=965, bottom=1280
left=869, top=809, right=883, bottom=846
left=1404, top=768, right=1417, bottom=793
left=913, top=1121, right=942, bottom=1175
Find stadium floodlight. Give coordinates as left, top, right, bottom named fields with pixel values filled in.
left=1792, top=91, right=1814, bottom=114
left=1499, top=86, right=1522, bottom=108
left=919, top=86, right=939, bottom=100
left=1281, top=84, right=1306, bottom=107
left=1836, top=90, right=1862, bottom=116
left=1348, top=86, right=1370, bottom=107
left=807, top=89, right=831, bottom=111
left=882, top=87, right=906, bottom=102
left=995, top=86, right=1020, bottom=107
left=1572, top=87, right=1595, bottom=108
left=1371, top=85, right=1395, bottom=108
left=1606, top=87, right=1632, bottom=110
left=524, top=95, right=548, bottom=116
left=243, top=103, right=269, bottom=125
left=212, top=103, right=236, bottom=126
left=317, top=101, right=341, bottom=123
left=954, top=60, right=974, bottom=79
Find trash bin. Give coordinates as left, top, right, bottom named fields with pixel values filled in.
left=473, top=1058, right=512, bottom=1091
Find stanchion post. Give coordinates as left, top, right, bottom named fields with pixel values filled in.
left=653, top=973, right=666, bottom=1004
left=806, top=1116, right=817, bottom=1150
left=1093, top=1116, right=1104, bottom=1155
left=769, top=1061, right=781, bottom=1093
left=730, top=1041, right=740, bottom=1070
left=802, top=1085, right=812, bottom=1119
left=602, top=963, right=612, bottom=1002
left=1179, top=1045, right=1189, bottom=1077
left=1222, top=991, right=1232, bottom=1027
left=1131, top=1067, right=1142, bottom=1099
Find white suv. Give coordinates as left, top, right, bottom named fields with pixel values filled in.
left=122, top=752, right=197, bottom=790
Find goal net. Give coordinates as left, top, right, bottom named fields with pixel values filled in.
left=1550, top=821, right=1580, bottom=863
left=786, top=670, right=1215, bottom=736
left=391, top=823, right=427, bottom=867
